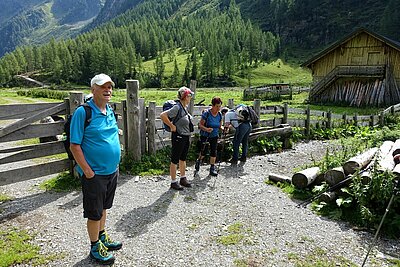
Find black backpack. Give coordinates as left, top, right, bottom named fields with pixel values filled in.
left=235, top=105, right=259, bottom=126
left=247, top=106, right=259, bottom=126
left=64, top=103, right=117, bottom=160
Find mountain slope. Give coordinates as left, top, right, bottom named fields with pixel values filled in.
left=0, top=0, right=103, bottom=56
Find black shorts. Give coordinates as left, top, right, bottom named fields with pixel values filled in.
left=80, top=170, right=119, bottom=221
left=171, top=133, right=190, bottom=164
left=198, top=135, right=218, bottom=157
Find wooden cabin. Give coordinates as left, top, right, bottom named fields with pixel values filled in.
left=243, top=83, right=292, bottom=101
left=302, top=28, right=400, bottom=107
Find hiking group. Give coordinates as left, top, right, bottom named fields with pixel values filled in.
left=160, top=87, right=258, bottom=190
left=68, top=73, right=258, bottom=264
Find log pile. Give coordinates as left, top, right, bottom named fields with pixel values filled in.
left=280, top=140, right=400, bottom=204
left=312, top=78, right=400, bottom=107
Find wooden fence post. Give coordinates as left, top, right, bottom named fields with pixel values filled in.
left=253, top=99, right=261, bottom=127
left=189, top=80, right=197, bottom=115
left=327, top=111, right=332, bottom=129
left=126, top=80, right=141, bottom=161
left=342, top=114, right=347, bottom=126
left=379, top=111, right=385, bottom=127
left=282, top=103, right=288, bottom=124
left=369, top=115, right=375, bottom=127
left=391, top=105, right=395, bottom=115
left=68, top=92, right=84, bottom=176
left=122, top=100, right=128, bottom=154
left=305, top=105, right=311, bottom=137
left=147, top=101, right=156, bottom=155
left=69, top=92, right=84, bottom=114
left=353, top=114, right=358, bottom=127
left=228, top=99, right=234, bottom=109
left=139, top=98, right=146, bottom=154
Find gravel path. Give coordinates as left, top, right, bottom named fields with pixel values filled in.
left=0, top=140, right=399, bottom=267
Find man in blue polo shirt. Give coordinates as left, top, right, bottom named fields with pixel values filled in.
left=70, top=73, right=121, bottom=265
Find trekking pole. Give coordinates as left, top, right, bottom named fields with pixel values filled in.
left=297, top=175, right=354, bottom=208
left=194, top=135, right=209, bottom=177
left=361, top=178, right=400, bottom=267
left=217, top=129, right=228, bottom=174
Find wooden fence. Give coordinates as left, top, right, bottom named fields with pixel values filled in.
left=2, top=78, right=398, bottom=186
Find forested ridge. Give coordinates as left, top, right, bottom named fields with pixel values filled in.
left=0, top=0, right=399, bottom=88
left=0, top=0, right=279, bottom=88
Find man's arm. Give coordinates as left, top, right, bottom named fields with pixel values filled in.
left=70, top=144, right=95, bottom=178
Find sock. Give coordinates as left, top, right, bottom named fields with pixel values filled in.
left=91, top=240, right=99, bottom=247
left=99, top=230, right=105, bottom=237
left=171, top=179, right=177, bottom=183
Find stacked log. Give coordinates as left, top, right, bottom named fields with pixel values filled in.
left=268, top=173, right=291, bottom=184
left=313, top=78, right=395, bottom=107
left=285, top=141, right=400, bottom=206
left=324, top=167, right=346, bottom=186
left=377, top=140, right=400, bottom=172
left=291, top=167, right=320, bottom=189
left=342, top=147, right=378, bottom=175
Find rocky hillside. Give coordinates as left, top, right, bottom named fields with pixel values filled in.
left=0, top=0, right=103, bottom=56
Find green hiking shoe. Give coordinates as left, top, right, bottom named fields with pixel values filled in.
left=99, top=231, right=123, bottom=251
left=90, top=240, right=115, bottom=265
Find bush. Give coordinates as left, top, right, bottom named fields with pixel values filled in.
left=17, top=89, right=69, bottom=100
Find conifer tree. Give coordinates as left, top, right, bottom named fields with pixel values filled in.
left=182, top=55, right=191, bottom=87
left=169, top=57, right=180, bottom=87
left=154, top=52, right=165, bottom=88
left=190, top=48, right=198, bottom=81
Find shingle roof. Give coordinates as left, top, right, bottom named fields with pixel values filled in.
left=301, top=28, right=400, bottom=68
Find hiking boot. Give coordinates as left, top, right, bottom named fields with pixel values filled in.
left=170, top=182, right=183, bottom=190
left=209, top=165, right=218, bottom=176
left=229, top=159, right=238, bottom=165
left=90, top=240, right=115, bottom=265
left=195, top=160, right=201, bottom=171
left=239, top=157, right=247, bottom=162
left=99, top=231, right=122, bottom=251
left=180, top=177, right=192, bottom=187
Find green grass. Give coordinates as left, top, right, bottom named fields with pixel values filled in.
left=0, top=89, right=60, bottom=104
left=39, top=172, right=81, bottom=192
left=0, top=229, right=59, bottom=267
left=286, top=247, right=357, bottom=266
left=216, top=222, right=254, bottom=246
left=142, top=51, right=312, bottom=87
left=0, top=194, right=12, bottom=203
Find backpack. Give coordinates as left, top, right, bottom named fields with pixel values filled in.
left=63, top=102, right=117, bottom=160
left=235, top=105, right=259, bottom=126
left=247, top=106, right=259, bottom=126
left=162, top=99, right=184, bottom=132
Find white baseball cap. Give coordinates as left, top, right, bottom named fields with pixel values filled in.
left=90, top=73, right=115, bottom=87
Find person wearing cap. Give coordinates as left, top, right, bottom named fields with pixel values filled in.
left=70, top=73, right=121, bottom=264
left=196, top=96, right=224, bottom=176
left=160, top=86, right=194, bottom=190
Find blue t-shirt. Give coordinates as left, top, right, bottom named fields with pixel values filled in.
left=200, top=109, right=222, bottom=138
left=70, top=99, right=121, bottom=176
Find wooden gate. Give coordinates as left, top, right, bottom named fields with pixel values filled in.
left=0, top=101, right=70, bottom=186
